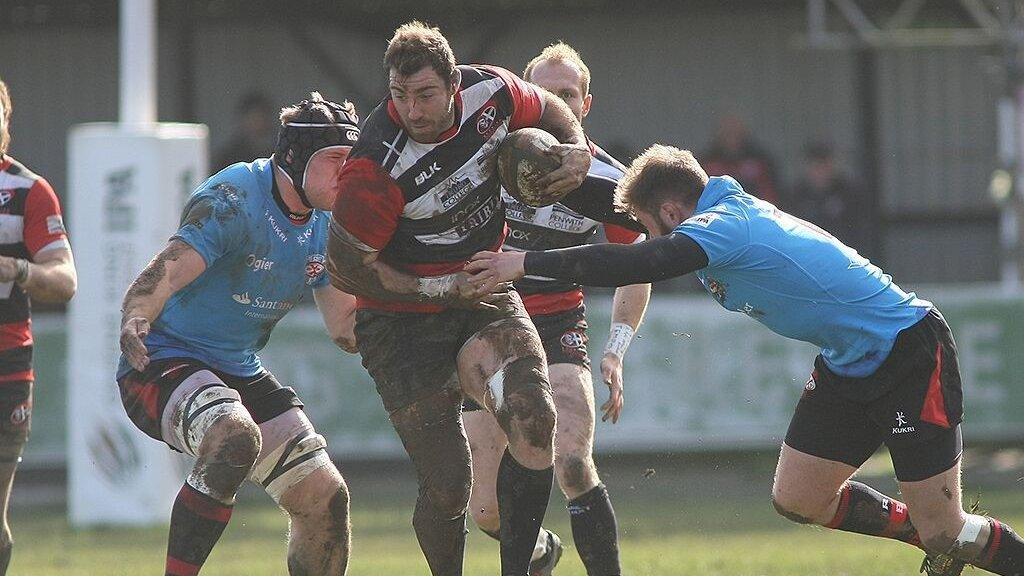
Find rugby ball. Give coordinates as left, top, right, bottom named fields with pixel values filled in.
left=497, top=127, right=562, bottom=207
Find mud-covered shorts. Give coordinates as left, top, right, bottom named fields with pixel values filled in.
left=355, top=287, right=534, bottom=414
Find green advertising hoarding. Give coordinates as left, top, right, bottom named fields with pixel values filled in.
left=27, top=287, right=1024, bottom=466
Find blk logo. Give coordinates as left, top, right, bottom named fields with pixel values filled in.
left=415, top=162, right=441, bottom=186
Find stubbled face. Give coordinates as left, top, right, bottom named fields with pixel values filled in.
left=389, top=67, right=457, bottom=143
left=636, top=209, right=671, bottom=238
left=635, top=198, right=693, bottom=237
left=302, top=146, right=352, bottom=210
left=527, top=59, right=591, bottom=123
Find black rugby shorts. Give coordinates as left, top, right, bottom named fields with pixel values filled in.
left=784, top=309, right=964, bottom=482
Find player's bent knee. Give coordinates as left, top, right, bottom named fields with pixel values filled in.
left=497, top=356, right=555, bottom=451
left=249, top=407, right=329, bottom=502
left=171, top=382, right=251, bottom=458
left=199, top=413, right=262, bottom=468
left=555, top=451, right=595, bottom=495
left=423, top=469, right=472, bottom=519
left=771, top=493, right=816, bottom=525
left=327, top=480, right=350, bottom=525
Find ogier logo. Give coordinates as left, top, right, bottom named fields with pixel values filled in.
left=306, top=254, right=326, bottom=285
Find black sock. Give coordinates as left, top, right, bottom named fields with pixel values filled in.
left=412, top=497, right=467, bottom=576
left=568, top=483, right=621, bottom=576
left=497, top=449, right=553, bottom=576
left=166, top=482, right=233, bottom=576
left=823, top=481, right=921, bottom=547
left=974, top=518, right=1024, bottom=575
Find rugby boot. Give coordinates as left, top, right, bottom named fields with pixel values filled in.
left=920, top=552, right=966, bottom=576
left=529, top=529, right=563, bottom=576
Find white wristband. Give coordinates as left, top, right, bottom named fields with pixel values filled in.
left=604, top=322, right=635, bottom=360
left=417, top=274, right=458, bottom=300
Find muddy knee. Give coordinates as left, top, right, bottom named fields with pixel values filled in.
left=556, top=451, right=596, bottom=496
left=193, top=414, right=261, bottom=498
left=495, top=356, right=555, bottom=451
left=324, top=481, right=351, bottom=536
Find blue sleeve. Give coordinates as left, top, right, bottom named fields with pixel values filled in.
left=172, top=183, right=249, bottom=267
left=673, top=207, right=749, bottom=268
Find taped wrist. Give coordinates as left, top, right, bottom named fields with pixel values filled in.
left=604, top=322, right=635, bottom=360
left=14, top=259, right=28, bottom=284
left=417, top=273, right=459, bottom=301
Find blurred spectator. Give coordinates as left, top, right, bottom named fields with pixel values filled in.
left=701, top=115, right=780, bottom=203
left=213, top=91, right=276, bottom=169
left=787, top=141, right=873, bottom=255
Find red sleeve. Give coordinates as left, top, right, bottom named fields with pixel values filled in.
left=331, top=157, right=406, bottom=250
left=605, top=223, right=643, bottom=245
left=24, top=178, right=69, bottom=257
left=477, top=65, right=544, bottom=130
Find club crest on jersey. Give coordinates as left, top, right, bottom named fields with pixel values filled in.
left=305, top=253, right=326, bottom=284
left=476, top=105, right=498, bottom=135
left=9, top=400, right=31, bottom=427
left=0, top=190, right=13, bottom=207
left=704, top=275, right=728, bottom=305
left=560, top=330, right=584, bottom=349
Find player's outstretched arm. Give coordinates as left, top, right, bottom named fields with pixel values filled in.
left=468, top=233, right=709, bottom=292
left=120, top=239, right=206, bottom=371
left=313, top=285, right=358, bottom=353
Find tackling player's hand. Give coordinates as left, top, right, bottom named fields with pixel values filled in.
left=600, top=352, right=625, bottom=423
left=537, top=143, right=591, bottom=196
left=446, top=271, right=503, bottom=311
left=466, top=251, right=526, bottom=296
left=120, top=316, right=151, bottom=372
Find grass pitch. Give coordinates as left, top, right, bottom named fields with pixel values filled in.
left=14, top=453, right=1024, bottom=575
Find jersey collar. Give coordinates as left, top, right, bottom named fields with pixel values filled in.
left=695, top=175, right=744, bottom=213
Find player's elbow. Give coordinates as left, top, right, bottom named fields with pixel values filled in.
left=59, top=273, right=78, bottom=302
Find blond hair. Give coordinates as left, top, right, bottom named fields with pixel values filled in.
left=615, top=145, right=709, bottom=215
left=384, top=21, right=457, bottom=82
left=523, top=42, right=591, bottom=95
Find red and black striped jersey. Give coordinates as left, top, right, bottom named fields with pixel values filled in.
left=331, top=64, right=544, bottom=312
left=0, top=155, right=70, bottom=382
left=502, top=143, right=644, bottom=316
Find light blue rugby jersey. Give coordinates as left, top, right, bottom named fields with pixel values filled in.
left=675, top=176, right=931, bottom=377
left=117, top=159, right=330, bottom=378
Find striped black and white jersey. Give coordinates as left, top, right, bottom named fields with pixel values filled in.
left=502, top=145, right=644, bottom=316
left=331, top=64, right=545, bottom=312
left=0, top=156, right=70, bottom=382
